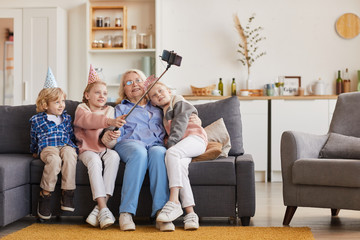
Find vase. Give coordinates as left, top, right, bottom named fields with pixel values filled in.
left=247, top=73, right=254, bottom=90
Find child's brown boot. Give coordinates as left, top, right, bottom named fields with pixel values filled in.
left=61, top=190, right=75, bottom=212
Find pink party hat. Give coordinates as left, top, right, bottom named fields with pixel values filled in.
left=88, top=64, right=101, bottom=84
left=43, top=67, right=58, bottom=88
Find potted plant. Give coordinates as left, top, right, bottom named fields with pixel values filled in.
left=234, top=13, right=266, bottom=89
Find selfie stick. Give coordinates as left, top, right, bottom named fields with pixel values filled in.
left=113, top=50, right=181, bottom=131
left=112, top=64, right=171, bottom=131
left=124, top=64, right=171, bottom=120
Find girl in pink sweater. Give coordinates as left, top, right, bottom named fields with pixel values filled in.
left=74, top=66, right=125, bottom=229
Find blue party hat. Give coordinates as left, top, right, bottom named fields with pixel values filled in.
left=43, top=67, right=58, bottom=88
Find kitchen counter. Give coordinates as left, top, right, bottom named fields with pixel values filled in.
left=183, top=95, right=338, bottom=100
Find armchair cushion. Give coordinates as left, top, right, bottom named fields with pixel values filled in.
left=293, top=158, right=360, bottom=188
left=319, top=133, right=360, bottom=159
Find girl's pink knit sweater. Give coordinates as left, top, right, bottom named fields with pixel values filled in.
left=74, top=103, right=114, bottom=154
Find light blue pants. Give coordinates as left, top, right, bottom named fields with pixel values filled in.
left=114, top=140, right=169, bottom=217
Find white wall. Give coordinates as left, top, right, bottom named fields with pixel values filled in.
left=157, top=0, right=360, bottom=96
left=1, top=0, right=360, bottom=100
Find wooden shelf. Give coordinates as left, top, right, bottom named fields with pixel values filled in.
left=89, top=48, right=156, bottom=53
left=183, top=95, right=339, bottom=101
left=89, top=5, right=127, bottom=50
left=92, top=27, right=124, bottom=31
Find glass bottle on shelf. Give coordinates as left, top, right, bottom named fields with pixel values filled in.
left=336, top=70, right=342, bottom=95
left=138, top=33, right=147, bottom=49
left=218, top=78, right=223, bottom=96
left=104, top=17, right=110, bottom=27
left=96, top=16, right=103, bottom=27
left=147, top=24, right=154, bottom=49
left=231, top=78, right=236, bottom=96
left=94, top=67, right=105, bottom=81
left=129, top=25, right=137, bottom=49
left=343, top=68, right=351, bottom=93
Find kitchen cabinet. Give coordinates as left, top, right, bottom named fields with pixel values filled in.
left=22, top=7, right=67, bottom=104
left=270, top=99, right=334, bottom=182
left=186, top=95, right=338, bottom=182
left=187, top=98, right=268, bottom=182
left=86, top=0, right=156, bottom=101
left=240, top=100, right=268, bottom=182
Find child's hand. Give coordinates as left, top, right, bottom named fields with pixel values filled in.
left=32, top=153, right=39, bottom=158
left=108, top=115, right=126, bottom=128
left=108, top=130, right=121, bottom=140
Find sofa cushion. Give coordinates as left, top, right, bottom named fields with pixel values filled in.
left=203, top=118, right=231, bottom=157
left=293, top=158, right=360, bottom=188
left=0, top=100, right=80, bottom=154
left=319, top=133, right=360, bottom=159
left=189, top=156, right=236, bottom=185
left=194, top=96, right=244, bottom=156
left=0, top=154, right=33, bottom=191
left=192, top=141, right=222, bottom=162
left=0, top=104, right=36, bottom=154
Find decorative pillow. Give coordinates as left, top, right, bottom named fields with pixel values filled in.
left=203, top=118, right=231, bottom=157
left=194, top=96, right=244, bottom=156
left=319, top=133, right=360, bottom=159
left=192, top=141, right=223, bottom=162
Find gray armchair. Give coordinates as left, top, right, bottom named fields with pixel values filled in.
left=281, top=92, right=360, bottom=225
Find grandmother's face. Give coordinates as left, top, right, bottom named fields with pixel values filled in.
left=123, top=72, right=145, bottom=101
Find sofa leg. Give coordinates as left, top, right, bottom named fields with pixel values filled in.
left=240, top=216, right=250, bottom=226
left=331, top=209, right=340, bottom=216
left=283, top=206, right=297, bottom=225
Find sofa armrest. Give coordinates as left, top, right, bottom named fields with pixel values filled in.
left=236, top=154, right=255, bottom=219
left=281, top=131, right=328, bottom=206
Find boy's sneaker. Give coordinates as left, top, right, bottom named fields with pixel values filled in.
left=86, top=205, right=100, bottom=227
left=119, top=212, right=136, bottom=231
left=37, top=191, right=52, bottom=220
left=98, top=208, right=115, bottom=229
left=184, top=212, right=199, bottom=230
left=156, top=201, right=183, bottom=222
left=61, top=190, right=75, bottom=212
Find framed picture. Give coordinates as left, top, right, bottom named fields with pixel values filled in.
left=283, top=76, right=301, bottom=96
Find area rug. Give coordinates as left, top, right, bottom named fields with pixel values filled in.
left=1, top=224, right=314, bottom=240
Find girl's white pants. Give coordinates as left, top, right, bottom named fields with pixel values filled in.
left=165, top=135, right=206, bottom=208
left=79, top=149, right=120, bottom=201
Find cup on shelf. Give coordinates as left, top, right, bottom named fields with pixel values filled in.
left=212, top=89, right=221, bottom=96
left=240, top=90, right=249, bottom=96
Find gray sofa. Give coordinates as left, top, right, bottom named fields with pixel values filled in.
left=0, top=96, right=255, bottom=227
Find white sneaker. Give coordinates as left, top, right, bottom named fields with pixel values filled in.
left=119, top=212, right=136, bottom=231
left=156, top=201, right=183, bottom=222
left=98, top=208, right=115, bottom=229
left=155, top=210, right=175, bottom=232
left=86, top=205, right=99, bottom=227
left=156, top=221, right=175, bottom=232
left=184, top=212, right=199, bottom=230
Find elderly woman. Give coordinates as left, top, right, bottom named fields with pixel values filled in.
left=111, top=69, right=200, bottom=232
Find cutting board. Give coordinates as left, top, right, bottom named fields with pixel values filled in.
left=336, top=13, right=360, bottom=39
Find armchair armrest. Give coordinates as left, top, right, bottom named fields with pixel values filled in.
left=281, top=131, right=328, bottom=206
left=236, top=154, right=255, bottom=221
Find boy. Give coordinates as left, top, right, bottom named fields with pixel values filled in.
left=29, top=68, right=78, bottom=220
left=148, top=82, right=207, bottom=230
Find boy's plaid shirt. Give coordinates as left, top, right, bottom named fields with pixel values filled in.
left=29, top=111, right=77, bottom=155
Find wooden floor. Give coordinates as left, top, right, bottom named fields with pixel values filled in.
left=1, top=182, right=360, bottom=239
